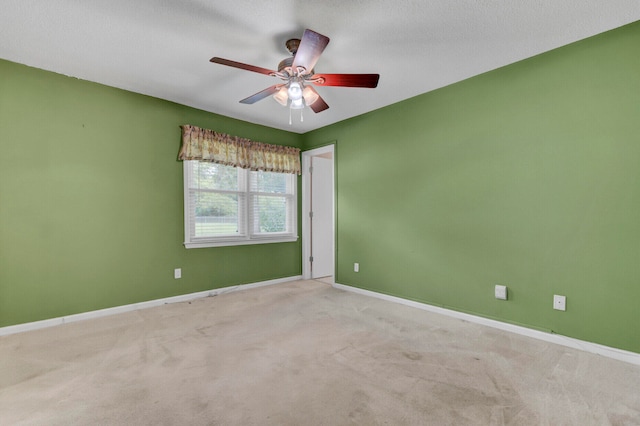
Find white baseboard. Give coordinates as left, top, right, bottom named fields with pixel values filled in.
left=333, top=282, right=640, bottom=366
left=0, top=276, right=302, bottom=337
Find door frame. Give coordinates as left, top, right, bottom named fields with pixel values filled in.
left=301, top=144, right=335, bottom=280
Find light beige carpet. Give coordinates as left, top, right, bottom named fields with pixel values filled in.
left=1, top=280, right=639, bottom=425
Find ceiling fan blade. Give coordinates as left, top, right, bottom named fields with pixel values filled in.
left=312, top=73, right=380, bottom=88
left=306, top=87, right=329, bottom=113
left=240, top=85, right=283, bottom=104
left=292, top=29, right=330, bottom=74
left=210, top=57, right=276, bottom=76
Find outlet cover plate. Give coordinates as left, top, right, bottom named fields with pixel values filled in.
left=174, top=268, right=182, bottom=279
left=495, top=285, right=508, bottom=300
left=553, top=294, right=566, bottom=311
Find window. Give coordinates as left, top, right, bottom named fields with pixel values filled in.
left=183, top=161, right=297, bottom=248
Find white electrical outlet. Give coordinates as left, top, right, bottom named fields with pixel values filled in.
left=354, top=263, right=359, bottom=273
left=174, top=268, right=182, bottom=279
left=495, top=285, right=508, bottom=300
left=553, top=294, right=566, bottom=311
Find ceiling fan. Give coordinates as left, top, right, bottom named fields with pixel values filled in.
left=210, top=29, right=379, bottom=123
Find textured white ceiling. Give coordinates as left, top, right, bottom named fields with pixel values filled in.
left=1, top=1, right=639, bottom=133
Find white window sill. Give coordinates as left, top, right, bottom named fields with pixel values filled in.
left=184, top=235, right=299, bottom=249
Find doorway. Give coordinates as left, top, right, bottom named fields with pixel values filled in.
left=302, top=145, right=335, bottom=282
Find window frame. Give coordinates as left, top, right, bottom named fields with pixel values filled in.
left=183, top=160, right=298, bottom=249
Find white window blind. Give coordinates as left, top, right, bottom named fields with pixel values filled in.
left=184, top=161, right=297, bottom=248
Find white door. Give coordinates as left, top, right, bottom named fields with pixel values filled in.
left=310, top=156, right=334, bottom=278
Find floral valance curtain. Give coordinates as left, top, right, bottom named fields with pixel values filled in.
left=178, top=124, right=301, bottom=175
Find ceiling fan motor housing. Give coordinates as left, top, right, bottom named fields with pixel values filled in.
left=278, top=57, right=314, bottom=77
left=277, top=57, right=294, bottom=73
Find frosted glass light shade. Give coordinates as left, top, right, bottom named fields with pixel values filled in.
left=290, top=98, right=304, bottom=109
left=302, top=86, right=319, bottom=106
left=287, top=81, right=302, bottom=101
left=273, top=86, right=288, bottom=106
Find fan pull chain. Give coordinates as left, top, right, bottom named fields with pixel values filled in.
left=301, top=108, right=303, bottom=122
left=289, top=107, right=292, bottom=125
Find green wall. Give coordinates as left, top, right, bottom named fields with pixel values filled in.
left=0, top=59, right=302, bottom=327
left=304, top=21, right=640, bottom=353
